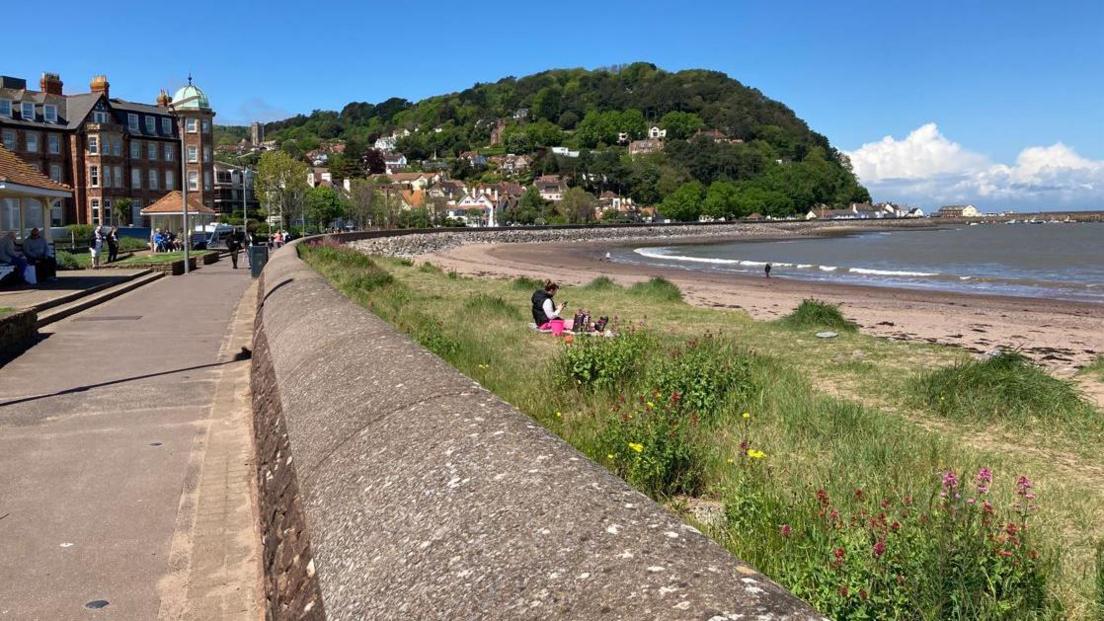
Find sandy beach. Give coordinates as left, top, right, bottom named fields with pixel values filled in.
left=420, top=236, right=1104, bottom=375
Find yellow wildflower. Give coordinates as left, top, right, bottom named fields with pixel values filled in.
left=628, top=442, right=645, bottom=453
left=607, top=454, right=615, bottom=460
left=555, top=411, right=562, bottom=418
left=746, top=449, right=766, bottom=459
left=742, top=412, right=751, bottom=419
left=646, top=401, right=655, bottom=409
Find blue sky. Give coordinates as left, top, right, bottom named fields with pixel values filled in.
left=6, top=0, right=1103, bottom=209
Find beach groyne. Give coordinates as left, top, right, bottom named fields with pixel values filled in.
left=250, top=236, right=824, bottom=620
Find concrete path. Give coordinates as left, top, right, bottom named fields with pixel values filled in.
left=0, top=269, right=147, bottom=311
left=0, top=259, right=260, bottom=620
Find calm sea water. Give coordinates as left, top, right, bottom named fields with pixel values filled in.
left=617, top=222, right=1104, bottom=303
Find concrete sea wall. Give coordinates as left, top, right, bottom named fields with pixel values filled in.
left=251, top=234, right=824, bottom=620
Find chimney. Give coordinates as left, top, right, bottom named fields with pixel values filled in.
left=156, top=89, right=171, bottom=107
left=40, top=72, right=63, bottom=95
left=90, top=75, right=110, bottom=97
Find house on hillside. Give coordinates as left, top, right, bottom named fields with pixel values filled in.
left=906, top=207, right=925, bottom=218
left=382, top=152, right=407, bottom=173
left=499, top=153, right=531, bottom=173
left=452, top=192, right=498, bottom=227
left=550, top=146, right=580, bottom=158
left=534, top=175, right=567, bottom=202
left=649, top=126, right=667, bottom=140
left=598, top=191, right=636, bottom=217
left=307, top=167, right=332, bottom=188
left=628, top=139, right=663, bottom=156
left=374, top=135, right=397, bottom=151
left=383, top=171, right=439, bottom=190
left=400, top=189, right=426, bottom=210
left=459, top=151, right=488, bottom=167
left=937, top=204, right=979, bottom=218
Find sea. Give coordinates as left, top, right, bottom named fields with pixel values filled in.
left=617, top=222, right=1104, bottom=303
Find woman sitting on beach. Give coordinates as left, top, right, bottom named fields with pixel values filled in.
left=531, top=280, right=567, bottom=331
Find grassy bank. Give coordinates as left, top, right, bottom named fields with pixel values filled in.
left=302, top=243, right=1104, bottom=619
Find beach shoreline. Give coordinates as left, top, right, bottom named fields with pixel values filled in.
left=418, top=238, right=1104, bottom=373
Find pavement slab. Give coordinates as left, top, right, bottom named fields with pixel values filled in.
left=0, top=259, right=260, bottom=620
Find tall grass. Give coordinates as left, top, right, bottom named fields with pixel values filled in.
left=511, top=275, right=543, bottom=290
left=628, top=276, right=683, bottom=302
left=778, top=298, right=857, bottom=332
left=1081, top=356, right=1104, bottom=381
left=582, top=276, right=620, bottom=290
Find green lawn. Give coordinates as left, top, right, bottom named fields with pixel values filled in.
left=302, top=244, right=1104, bottom=619
left=113, top=251, right=213, bottom=266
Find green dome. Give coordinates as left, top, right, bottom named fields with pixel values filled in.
left=171, top=83, right=210, bottom=110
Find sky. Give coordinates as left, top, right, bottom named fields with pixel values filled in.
left=6, top=0, right=1103, bottom=210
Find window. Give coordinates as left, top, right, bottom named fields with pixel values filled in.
left=131, top=199, right=142, bottom=224
left=90, top=166, right=99, bottom=187
left=21, top=102, right=35, bottom=120
left=91, top=199, right=101, bottom=225
left=204, top=171, right=212, bottom=191
left=202, top=119, right=211, bottom=133
left=128, top=113, right=139, bottom=131
left=114, top=166, right=123, bottom=188
left=204, top=146, right=212, bottom=162
left=0, top=99, right=10, bottom=117
left=187, top=146, right=198, bottom=162
left=187, top=171, right=199, bottom=191
left=92, top=110, right=108, bottom=124
left=165, top=170, right=175, bottom=190
left=88, top=135, right=99, bottom=154
left=161, top=117, right=172, bottom=134
left=51, top=200, right=63, bottom=226
left=149, top=169, right=159, bottom=190
left=2, top=129, right=15, bottom=150
left=104, top=199, right=112, bottom=223
left=132, top=168, right=142, bottom=188
left=50, top=164, right=62, bottom=182
left=143, top=116, right=154, bottom=134
left=48, top=133, right=61, bottom=154
left=164, top=144, right=173, bottom=160
left=185, top=118, right=198, bottom=133
left=113, top=138, right=122, bottom=156
left=147, top=142, right=158, bottom=160
left=44, top=105, right=58, bottom=123
left=25, top=132, right=38, bottom=152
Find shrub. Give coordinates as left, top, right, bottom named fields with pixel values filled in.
left=463, top=293, right=522, bottom=320
left=56, top=250, right=85, bottom=270
left=601, top=394, right=710, bottom=497
left=646, top=336, right=756, bottom=421
left=1081, top=355, right=1104, bottom=381
left=556, top=330, right=653, bottom=391
left=418, top=261, right=443, bottom=274
left=910, top=351, right=1093, bottom=424
left=511, top=275, right=543, bottom=291
left=65, top=224, right=94, bottom=243
left=396, top=258, right=414, bottom=267
left=583, top=276, right=620, bottom=290
left=628, top=276, right=682, bottom=302
left=724, top=467, right=1058, bottom=619
left=778, top=298, right=857, bottom=332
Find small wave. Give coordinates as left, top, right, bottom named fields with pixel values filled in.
left=633, top=247, right=741, bottom=265
left=819, top=266, right=838, bottom=272
left=796, top=264, right=814, bottom=269
left=959, top=276, right=972, bottom=281
left=849, top=267, right=940, bottom=277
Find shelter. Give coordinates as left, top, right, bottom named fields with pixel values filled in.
left=140, top=191, right=217, bottom=236
left=0, top=145, right=72, bottom=242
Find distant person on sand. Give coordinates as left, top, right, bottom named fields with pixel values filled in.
left=765, top=263, right=772, bottom=278
left=531, top=280, right=567, bottom=331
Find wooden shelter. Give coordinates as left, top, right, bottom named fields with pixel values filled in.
left=0, top=145, right=72, bottom=242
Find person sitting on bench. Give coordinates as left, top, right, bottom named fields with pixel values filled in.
left=23, top=228, right=56, bottom=282
left=0, top=231, right=29, bottom=284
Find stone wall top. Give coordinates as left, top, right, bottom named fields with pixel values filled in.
left=252, top=235, right=824, bottom=620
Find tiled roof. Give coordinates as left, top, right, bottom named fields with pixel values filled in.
left=0, top=144, right=72, bottom=193
left=140, top=191, right=216, bottom=214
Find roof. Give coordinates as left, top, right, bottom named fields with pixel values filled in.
left=0, top=144, right=72, bottom=195
left=400, top=189, right=426, bottom=209
left=140, top=191, right=216, bottom=215
left=172, top=82, right=211, bottom=111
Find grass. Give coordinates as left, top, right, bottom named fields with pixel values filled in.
left=113, top=251, right=215, bottom=266
left=582, top=276, right=620, bottom=290
left=301, top=244, right=1104, bottom=619
left=911, top=351, right=1097, bottom=429
left=1080, top=356, right=1104, bottom=381
left=56, top=250, right=90, bottom=270
left=778, top=298, right=858, bottom=332
left=0, top=307, right=14, bottom=318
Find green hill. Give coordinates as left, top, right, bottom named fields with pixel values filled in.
left=223, top=63, right=869, bottom=219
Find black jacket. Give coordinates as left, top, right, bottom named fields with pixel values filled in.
left=531, top=290, right=555, bottom=325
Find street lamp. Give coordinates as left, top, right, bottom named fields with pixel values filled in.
left=167, top=88, right=202, bottom=274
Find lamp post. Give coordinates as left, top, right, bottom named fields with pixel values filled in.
left=167, top=82, right=202, bottom=274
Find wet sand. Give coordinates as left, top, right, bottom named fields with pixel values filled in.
left=420, top=238, right=1104, bottom=374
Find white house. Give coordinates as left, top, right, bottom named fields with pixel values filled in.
left=453, top=193, right=497, bottom=227
left=383, top=153, right=408, bottom=174
left=373, top=136, right=397, bottom=151
left=550, top=146, right=580, bottom=158
left=649, top=126, right=667, bottom=140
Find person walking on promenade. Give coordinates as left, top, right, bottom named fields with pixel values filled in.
left=226, top=233, right=241, bottom=269
left=90, top=226, right=104, bottom=269
left=107, top=226, right=119, bottom=263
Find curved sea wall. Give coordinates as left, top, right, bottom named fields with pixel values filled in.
left=251, top=234, right=824, bottom=620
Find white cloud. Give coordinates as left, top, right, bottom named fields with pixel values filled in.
left=845, top=123, right=1104, bottom=211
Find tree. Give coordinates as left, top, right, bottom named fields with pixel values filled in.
left=660, top=111, right=704, bottom=140
left=305, top=186, right=348, bottom=231
left=510, top=187, right=546, bottom=224
left=362, top=149, right=386, bottom=175
left=112, top=198, right=133, bottom=226
left=659, top=181, right=704, bottom=222
left=255, top=150, right=310, bottom=228
left=346, top=179, right=378, bottom=228
left=702, top=180, right=740, bottom=219
left=557, top=187, right=598, bottom=224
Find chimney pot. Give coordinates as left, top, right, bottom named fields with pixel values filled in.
left=90, top=75, right=110, bottom=98
left=40, top=72, right=63, bottom=96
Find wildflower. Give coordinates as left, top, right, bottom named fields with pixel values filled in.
left=746, top=449, right=766, bottom=459
left=646, top=401, right=655, bottom=409
left=941, top=470, right=959, bottom=499
left=872, top=540, right=886, bottom=558
left=890, top=521, right=901, bottom=532
left=975, top=467, right=993, bottom=495
left=739, top=439, right=750, bottom=452
left=606, top=454, right=615, bottom=460
left=726, top=458, right=735, bottom=465
left=838, top=585, right=849, bottom=598
left=554, top=411, right=562, bottom=418
left=670, top=391, right=682, bottom=403
left=859, top=589, right=869, bottom=601
left=628, top=442, right=644, bottom=453
left=1016, top=475, right=1035, bottom=500
left=816, top=489, right=830, bottom=507
left=742, top=412, right=751, bottom=420
left=853, top=488, right=864, bottom=501
left=779, top=524, right=792, bottom=538
left=832, top=547, right=846, bottom=568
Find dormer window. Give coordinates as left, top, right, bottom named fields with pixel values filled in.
left=145, top=116, right=156, bottom=134
left=128, top=113, right=139, bottom=131
left=92, top=110, right=108, bottom=124
left=22, top=102, right=35, bottom=120
left=44, top=105, right=57, bottom=123
left=0, top=100, right=11, bottom=117
left=161, top=117, right=171, bottom=134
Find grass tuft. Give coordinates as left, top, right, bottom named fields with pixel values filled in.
left=628, top=277, right=683, bottom=302
left=1080, top=355, right=1104, bottom=381
left=463, top=293, right=523, bottom=320
left=582, top=276, right=620, bottom=290
left=910, top=350, right=1094, bottom=424
left=778, top=298, right=857, bottom=332
left=418, top=261, right=443, bottom=274
left=511, top=275, right=543, bottom=291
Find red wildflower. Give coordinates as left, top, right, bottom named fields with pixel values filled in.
left=872, top=540, right=887, bottom=558
left=779, top=524, right=792, bottom=538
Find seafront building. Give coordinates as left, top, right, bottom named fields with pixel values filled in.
left=0, top=72, right=216, bottom=226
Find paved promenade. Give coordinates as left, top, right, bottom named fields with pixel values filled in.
left=0, top=259, right=259, bottom=620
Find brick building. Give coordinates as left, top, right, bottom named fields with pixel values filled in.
left=0, top=72, right=216, bottom=226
